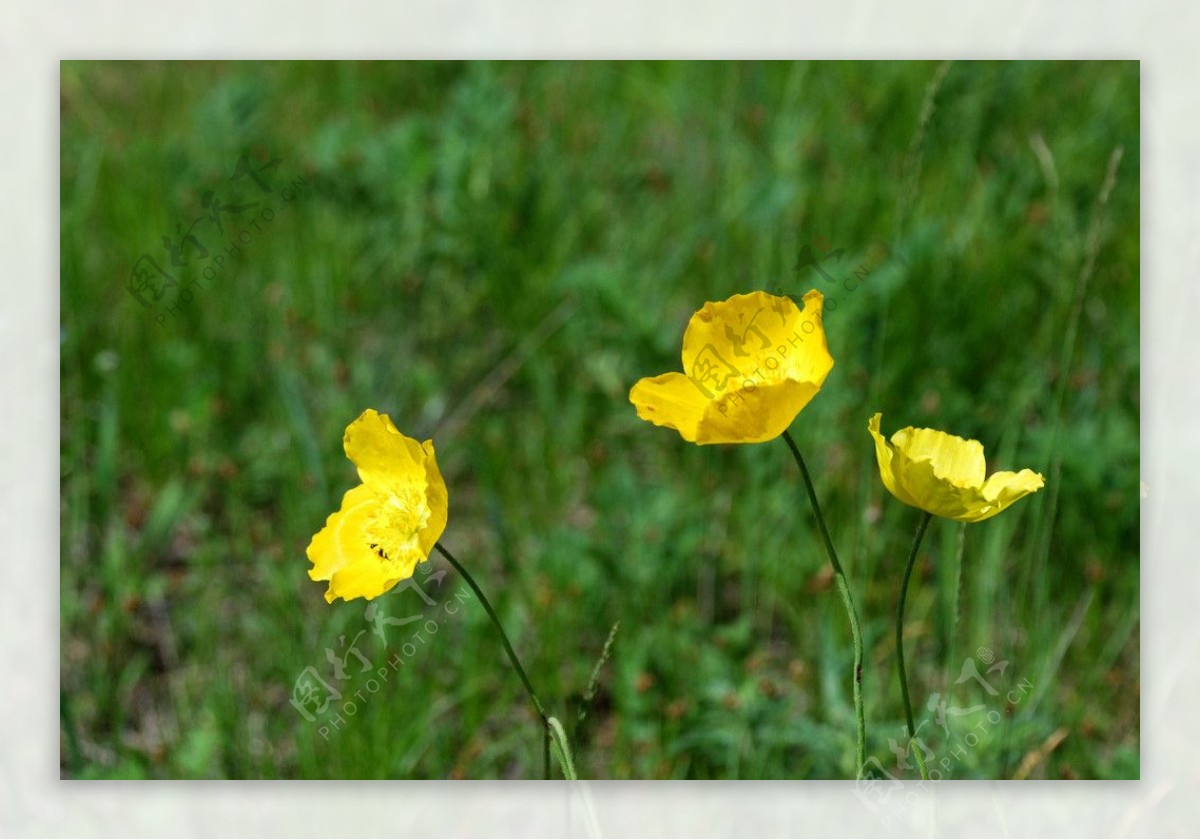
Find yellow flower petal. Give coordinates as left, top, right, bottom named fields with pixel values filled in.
left=695, top=377, right=824, bottom=444
left=629, top=372, right=711, bottom=443
left=631, top=289, right=833, bottom=445
left=887, top=450, right=987, bottom=521
left=631, top=373, right=825, bottom=445
left=306, top=483, right=390, bottom=602
left=343, top=408, right=427, bottom=495
left=417, top=439, right=449, bottom=556
left=976, top=469, right=1045, bottom=521
left=325, top=556, right=410, bottom=604
left=868, top=412, right=921, bottom=509
left=869, top=413, right=1044, bottom=523
left=890, top=426, right=985, bottom=489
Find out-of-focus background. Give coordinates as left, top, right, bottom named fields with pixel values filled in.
left=60, top=60, right=1139, bottom=779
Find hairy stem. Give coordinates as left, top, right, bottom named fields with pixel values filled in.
left=896, top=511, right=933, bottom=780
left=781, top=430, right=866, bottom=778
left=435, top=541, right=554, bottom=779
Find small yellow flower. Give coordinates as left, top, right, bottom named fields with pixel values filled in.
left=629, top=290, right=834, bottom=444
left=307, top=409, right=449, bottom=603
left=868, top=413, right=1044, bottom=522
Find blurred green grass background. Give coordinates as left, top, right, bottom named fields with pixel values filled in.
left=60, top=60, right=1139, bottom=779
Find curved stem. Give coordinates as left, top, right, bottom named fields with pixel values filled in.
left=435, top=541, right=552, bottom=779
left=781, top=430, right=866, bottom=779
left=896, top=511, right=933, bottom=780
left=547, top=716, right=579, bottom=780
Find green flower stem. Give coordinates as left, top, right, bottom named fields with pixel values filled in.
left=896, top=511, right=933, bottom=780
left=434, top=541, right=557, bottom=780
left=781, top=430, right=866, bottom=779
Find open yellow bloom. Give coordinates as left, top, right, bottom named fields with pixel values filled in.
left=629, top=289, right=834, bottom=444
left=307, top=409, right=449, bottom=603
left=868, top=413, right=1044, bottom=522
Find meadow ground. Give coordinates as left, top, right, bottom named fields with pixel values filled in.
left=60, top=60, right=1139, bottom=779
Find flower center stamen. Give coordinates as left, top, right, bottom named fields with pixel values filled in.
left=364, top=487, right=431, bottom=571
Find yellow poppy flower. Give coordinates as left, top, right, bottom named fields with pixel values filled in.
left=629, top=289, right=834, bottom=444
left=307, top=409, right=449, bottom=603
left=868, top=413, right=1044, bottom=523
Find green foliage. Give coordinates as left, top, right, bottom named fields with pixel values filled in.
left=60, top=60, right=1139, bottom=779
